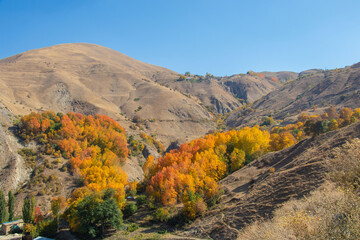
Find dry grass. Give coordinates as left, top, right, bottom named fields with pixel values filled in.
left=238, top=138, right=360, bottom=240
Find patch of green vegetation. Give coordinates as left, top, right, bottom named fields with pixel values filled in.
left=127, top=223, right=139, bottom=232
left=18, top=148, right=37, bottom=168
left=123, top=202, right=138, bottom=218
left=136, top=195, right=147, bottom=207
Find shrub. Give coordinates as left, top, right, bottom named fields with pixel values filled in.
left=53, top=158, right=62, bottom=165
left=136, top=195, right=147, bottom=207
left=167, top=212, right=189, bottom=227
left=153, top=208, right=170, bottom=222
left=38, top=219, right=57, bottom=238
left=127, top=223, right=139, bottom=232
left=123, top=202, right=137, bottom=218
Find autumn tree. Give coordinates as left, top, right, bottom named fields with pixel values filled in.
left=230, top=148, right=245, bottom=172
left=183, top=190, right=207, bottom=220
left=270, top=132, right=296, bottom=151
left=17, top=111, right=129, bottom=206
left=51, top=196, right=67, bottom=231
left=328, top=119, right=339, bottom=131
left=145, top=125, right=271, bottom=217
left=325, top=107, right=338, bottom=120
left=339, top=107, right=354, bottom=126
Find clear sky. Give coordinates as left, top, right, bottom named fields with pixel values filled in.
left=1, top=0, right=360, bottom=76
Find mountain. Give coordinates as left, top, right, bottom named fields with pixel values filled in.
left=0, top=43, right=295, bottom=145
left=155, top=70, right=297, bottom=114
left=226, top=63, right=360, bottom=128
left=0, top=43, right=299, bottom=194
left=0, top=43, right=216, bottom=145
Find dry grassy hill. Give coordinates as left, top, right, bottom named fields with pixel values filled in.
left=181, top=121, right=360, bottom=240
left=0, top=43, right=215, bottom=146
left=226, top=63, right=360, bottom=128
left=0, top=43, right=298, bottom=145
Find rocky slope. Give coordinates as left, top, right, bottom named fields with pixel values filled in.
left=0, top=102, right=30, bottom=197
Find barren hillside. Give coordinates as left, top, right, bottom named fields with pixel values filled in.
left=226, top=63, right=360, bottom=128
left=0, top=103, right=30, bottom=195
left=0, top=43, right=300, bottom=146
left=0, top=43, right=215, bottom=146
left=160, top=71, right=297, bottom=114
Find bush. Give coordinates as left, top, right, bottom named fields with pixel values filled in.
left=38, top=219, right=57, bottom=237
left=53, top=158, right=62, bottom=165
left=127, top=223, right=139, bottom=232
left=123, top=202, right=137, bottom=218
left=153, top=208, right=170, bottom=222
left=136, top=195, right=147, bottom=207
left=167, top=212, right=189, bottom=227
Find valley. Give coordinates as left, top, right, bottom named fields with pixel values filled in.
left=0, top=44, right=359, bottom=240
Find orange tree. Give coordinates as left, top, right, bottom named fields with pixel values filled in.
left=143, top=126, right=271, bottom=219
left=17, top=111, right=129, bottom=208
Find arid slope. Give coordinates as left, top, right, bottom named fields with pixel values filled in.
left=226, top=63, right=360, bottom=128
left=0, top=43, right=214, bottom=145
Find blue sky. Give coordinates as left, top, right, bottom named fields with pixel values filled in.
left=1, top=0, right=360, bottom=76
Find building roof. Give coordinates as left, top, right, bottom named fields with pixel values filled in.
left=34, top=237, right=54, bottom=240
left=1, top=220, right=23, bottom=226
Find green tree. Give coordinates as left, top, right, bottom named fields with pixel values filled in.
left=0, top=191, right=5, bottom=223
left=72, top=188, right=122, bottom=238
left=123, top=202, right=137, bottom=218
left=8, top=191, right=15, bottom=222
left=22, top=195, right=35, bottom=223
left=31, top=195, right=35, bottom=222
